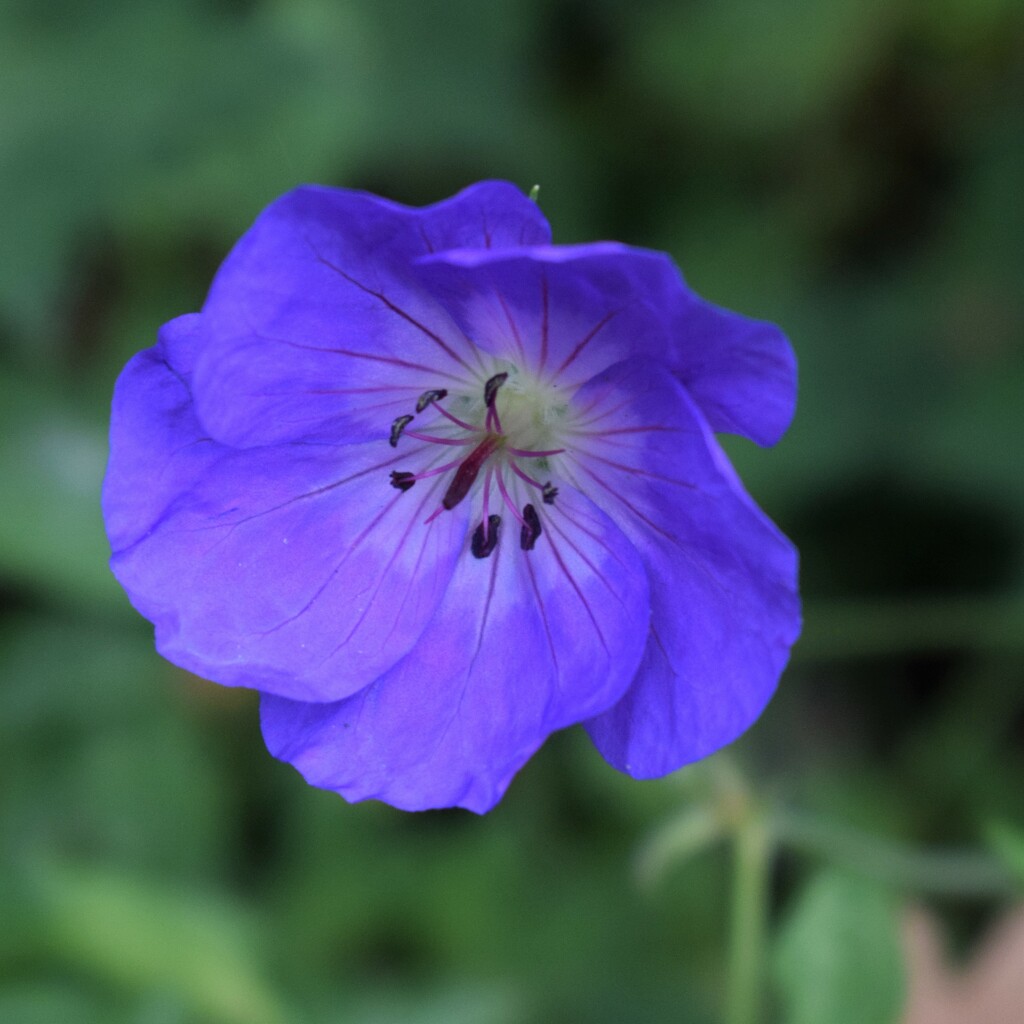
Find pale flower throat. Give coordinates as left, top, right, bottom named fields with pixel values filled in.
left=387, top=368, right=566, bottom=558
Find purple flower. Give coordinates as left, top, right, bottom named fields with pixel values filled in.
left=103, top=181, right=800, bottom=813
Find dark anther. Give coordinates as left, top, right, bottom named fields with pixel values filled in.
left=520, top=504, right=542, bottom=551
left=541, top=482, right=558, bottom=505
left=389, top=414, right=415, bottom=448
left=389, top=470, right=416, bottom=492
left=415, top=388, right=448, bottom=413
left=483, top=372, right=509, bottom=408
left=471, top=514, right=502, bottom=559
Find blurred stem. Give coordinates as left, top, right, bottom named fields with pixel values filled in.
left=650, top=755, right=1015, bottom=1024
left=725, top=803, right=771, bottom=1024
left=634, top=804, right=725, bottom=888
left=774, top=810, right=1015, bottom=897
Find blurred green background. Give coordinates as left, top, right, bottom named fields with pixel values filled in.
left=2, top=0, right=1023, bottom=1022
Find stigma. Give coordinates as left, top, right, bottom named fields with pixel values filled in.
left=387, top=372, right=563, bottom=558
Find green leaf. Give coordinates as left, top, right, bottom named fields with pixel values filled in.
left=985, top=819, right=1024, bottom=887
left=773, top=871, right=904, bottom=1024
left=33, top=860, right=292, bottom=1024
left=0, top=985, right=103, bottom=1024
left=0, top=0, right=367, bottom=349
left=0, top=617, right=234, bottom=880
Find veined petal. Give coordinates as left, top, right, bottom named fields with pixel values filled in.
left=414, top=243, right=677, bottom=386
left=260, top=487, right=651, bottom=813
left=566, top=358, right=800, bottom=778
left=103, top=179, right=800, bottom=814
left=671, top=295, right=797, bottom=447
left=192, top=181, right=550, bottom=448
left=103, top=314, right=215, bottom=553
left=105, top=319, right=467, bottom=702
left=417, top=244, right=796, bottom=447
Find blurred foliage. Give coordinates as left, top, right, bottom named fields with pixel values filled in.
left=1, top=0, right=1022, bottom=1021
left=986, top=820, right=1024, bottom=887
left=773, top=871, right=903, bottom=1024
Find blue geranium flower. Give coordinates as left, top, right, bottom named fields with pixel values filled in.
left=103, top=181, right=800, bottom=812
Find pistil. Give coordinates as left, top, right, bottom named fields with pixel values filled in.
left=442, top=433, right=505, bottom=510
left=386, top=371, right=564, bottom=555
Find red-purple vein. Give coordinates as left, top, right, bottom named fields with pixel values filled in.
left=468, top=544, right=502, bottom=672
left=545, top=530, right=610, bottom=654
left=545, top=513, right=630, bottom=608
left=496, top=290, right=527, bottom=364
left=313, top=252, right=476, bottom=372
left=250, top=325, right=465, bottom=386
left=523, top=554, right=559, bottom=672
left=552, top=309, right=620, bottom=379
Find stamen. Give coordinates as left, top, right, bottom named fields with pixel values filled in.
left=391, top=455, right=467, bottom=492
left=520, top=504, right=542, bottom=551
left=507, top=445, right=565, bottom=458
left=389, top=414, right=415, bottom=447
left=416, top=388, right=448, bottom=413
left=403, top=457, right=467, bottom=482
left=442, top=434, right=504, bottom=510
left=486, top=402, right=503, bottom=434
left=508, top=463, right=559, bottom=507
left=423, top=504, right=446, bottom=525
left=433, top=403, right=478, bottom=432
left=483, top=372, right=508, bottom=408
left=509, top=462, right=542, bottom=489
left=471, top=515, right=502, bottom=559
left=384, top=366, right=562, bottom=558
left=481, top=466, right=493, bottom=529
left=389, top=470, right=416, bottom=492
left=483, top=373, right=508, bottom=434
left=494, top=466, right=527, bottom=526
left=403, top=431, right=477, bottom=447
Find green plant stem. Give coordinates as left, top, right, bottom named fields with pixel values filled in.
left=725, top=812, right=772, bottom=1024
left=634, top=805, right=725, bottom=887
left=774, top=810, right=1015, bottom=897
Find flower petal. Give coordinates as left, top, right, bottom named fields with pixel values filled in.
left=260, top=486, right=651, bottom=812
left=192, top=181, right=550, bottom=448
left=671, top=295, right=797, bottom=447
left=567, top=358, right=800, bottom=778
left=103, top=314, right=214, bottom=553
left=105, top=321, right=468, bottom=702
left=414, top=243, right=677, bottom=385
left=416, top=244, right=796, bottom=447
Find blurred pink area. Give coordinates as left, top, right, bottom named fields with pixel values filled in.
left=902, top=905, right=1024, bottom=1024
